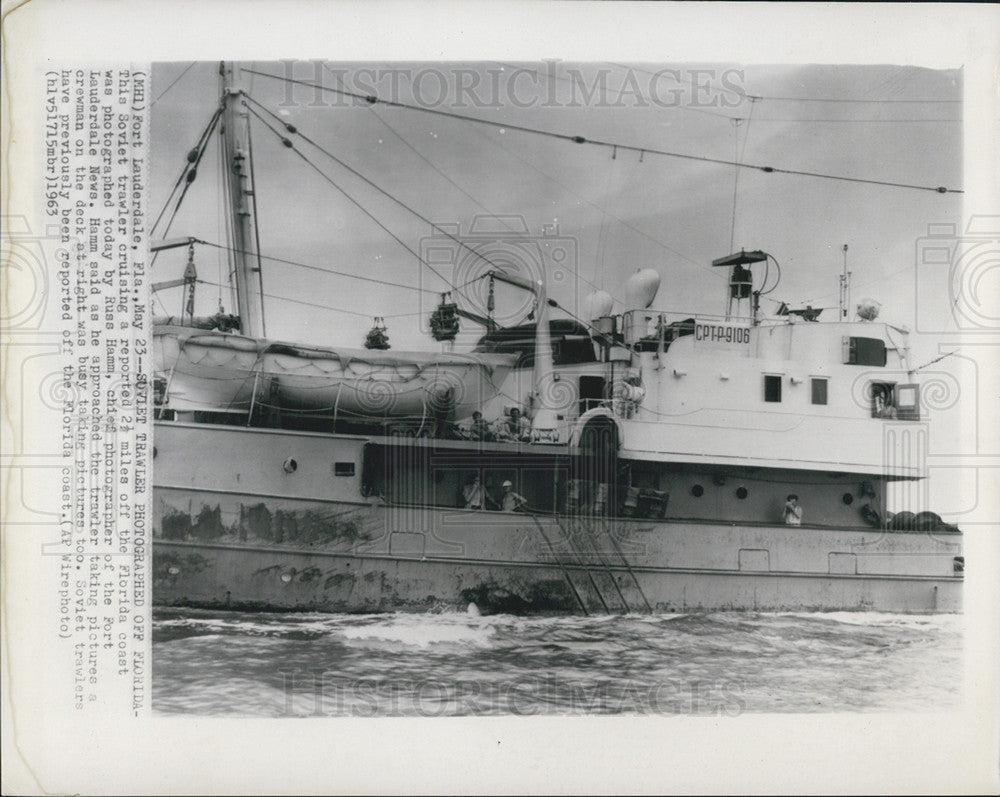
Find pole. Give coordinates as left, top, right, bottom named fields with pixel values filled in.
left=220, top=62, right=265, bottom=338
left=840, top=244, right=850, bottom=320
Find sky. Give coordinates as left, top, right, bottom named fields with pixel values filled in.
left=149, top=60, right=962, bottom=353
left=149, top=60, right=978, bottom=518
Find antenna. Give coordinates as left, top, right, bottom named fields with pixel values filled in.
left=839, top=244, right=851, bottom=320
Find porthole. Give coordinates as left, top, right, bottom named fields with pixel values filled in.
left=282, top=458, right=298, bottom=474
left=167, top=566, right=180, bottom=575
left=691, top=484, right=704, bottom=498
left=842, top=493, right=854, bottom=505
left=736, top=487, right=748, bottom=500
left=152, top=446, right=158, bottom=459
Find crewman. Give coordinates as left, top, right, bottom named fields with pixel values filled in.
left=500, top=480, right=527, bottom=513
left=463, top=475, right=485, bottom=510
left=469, top=411, right=490, bottom=441
left=783, top=494, right=803, bottom=525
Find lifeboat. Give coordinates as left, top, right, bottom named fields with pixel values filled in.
left=153, top=324, right=517, bottom=419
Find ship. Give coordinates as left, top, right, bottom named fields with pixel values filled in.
left=151, top=63, right=962, bottom=614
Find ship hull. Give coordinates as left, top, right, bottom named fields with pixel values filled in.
left=152, top=419, right=962, bottom=614
left=153, top=537, right=961, bottom=614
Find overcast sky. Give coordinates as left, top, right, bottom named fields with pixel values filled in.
left=150, top=60, right=961, bottom=353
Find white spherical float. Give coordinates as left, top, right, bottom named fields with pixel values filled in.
left=624, top=268, right=661, bottom=309
left=856, top=297, right=881, bottom=321
left=584, top=290, right=614, bottom=320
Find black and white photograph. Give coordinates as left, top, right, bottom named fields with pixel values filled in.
left=2, top=2, right=998, bottom=794
left=149, top=56, right=968, bottom=716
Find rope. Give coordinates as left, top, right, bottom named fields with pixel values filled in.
left=244, top=102, right=479, bottom=309
left=151, top=62, right=195, bottom=107
left=241, top=68, right=961, bottom=195
left=193, top=239, right=437, bottom=294
left=151, top=107, right=222, bottom=236
left=245, top=111, right=268, bottom=337
left=245, top=95, right=541, bottom=287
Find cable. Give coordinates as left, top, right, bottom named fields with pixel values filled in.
left=193, top=238, right=437, bottom=294
left=501, top=60, right=734, bottom=121
left=733, top=117, right=961, bottom=123
left=242, top=67, right=960, bottom=195
left=153, top=109, right=223, bottom=252
left=461, top=115, right=717, bottom=282
left=245, top=95, right=566, bottom=309
left=151, top=107, right=222, bottom=236
left=183, top=277, right=411, bottom=318
left=602, top=62, right=741, bottom=120
left=752, top=94, right=961, bottom=104
left=608, top=63, right=959, bottom=106
left=245, top=111, right=268, bottom=337
left=245, top=104, right=473, bottom=308
left=151, top=62, right=195, bottom=107
left=319, top=65, right=632, bottom=304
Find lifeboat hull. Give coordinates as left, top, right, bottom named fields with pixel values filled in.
left=154, top=325, right=517, bottom=419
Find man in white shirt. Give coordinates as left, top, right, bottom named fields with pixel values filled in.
left=500, top=480, right=527, bottom=513
left=783, top=494, right=803, bottom=525
left=463, top=475, right=485, bottom=510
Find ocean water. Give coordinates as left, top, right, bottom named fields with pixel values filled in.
left=152, top=608, right=962, bottom=716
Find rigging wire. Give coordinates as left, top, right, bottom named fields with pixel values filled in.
left=245, top=111, right=268, bottom=337
left=151, top=107, right=222, bottom=237
left=752, top=94, right=961, bottom=104
left=244, top=103, right=472, bottom=305
left=151, top=61, right=196, bottom=107
left=318, top=65, right=630, bottom=305
left=241, top=67, right=960, bottom=195
left=192, top=238, right=438, bottom=295
left=215, top=120, right=225, bottom=312
left=151, top=114, right=223, bottom=273
left=459, top=114, right=718, bottom=284
left=728, top=96, right=758, bottom=253
left=594, top=146, right=617, bottom=290
left=244, top=95, right=565, bottom=309
left=183, top=277, right=413, bottom=318
left=606, top=62, right=959, bottom=111
left=498, top=60, right=733, bottom=121
left=601, top=62, right=739, bottom=120
left=915, top=350, right=958, bottom=371
left=730, top=117, right=960, bottom=123
left=323, top=64, right=519, bottom=234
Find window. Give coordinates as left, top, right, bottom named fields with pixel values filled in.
left=764, top=375, right=782, bottom=403
left=334, top=461, right=355, bottom=477
left=811, top=378, right=828, bottom=405
left=578, top=376, right=606, bottom=415
left=894, top=384, right=921, bottom=421
left=870, top=382, right=897, bottom=418
left=844, top=336, right=887, bottom=366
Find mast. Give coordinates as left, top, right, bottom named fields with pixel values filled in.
left=220, top=62, right=266, bottom=338
left=488, top=269, right=558, bottom=439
